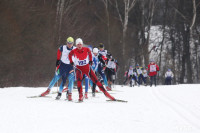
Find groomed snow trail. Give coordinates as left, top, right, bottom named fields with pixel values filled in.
left=0, top=85, right=200, bottom=133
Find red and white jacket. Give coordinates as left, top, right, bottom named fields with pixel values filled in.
left=69, top=47, right=92, bottom=66
left=148, top=63, right=159, bottom=76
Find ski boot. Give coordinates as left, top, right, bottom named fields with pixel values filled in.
left=92, top=92, right=95, bottom=97
left=67, top=93, right=72, bottom=101
left=106, top=86, right=112, bottom=91
left=79, top=93, right=84, bottom=102
left=62, top=87, right=68, bottom=92
left=41, top=89, right=50, bottom=96
left=55, top=92, right=62, bottom=100
left=84, top=92, right=88, bottom=99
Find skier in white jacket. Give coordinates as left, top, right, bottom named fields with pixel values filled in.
left=165, top=69, right=174, bottom=85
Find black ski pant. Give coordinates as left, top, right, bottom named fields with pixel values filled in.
left=138, top=74, right=146, bottom=85
left=165, top=77, right=172, bottom=85
left=150, top=75, right=157, bottom=86
left=130, top=75, right=139, bottom=86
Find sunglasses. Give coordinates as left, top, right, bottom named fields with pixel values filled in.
left=67, top=42, right=73, bottom=44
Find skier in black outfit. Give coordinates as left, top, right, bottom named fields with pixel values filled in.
left=123, top=66, right=139, bottom=87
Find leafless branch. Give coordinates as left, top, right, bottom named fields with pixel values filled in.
left=190, top=0, right=196, bottom=30
left=115, top=1, right=124, bottom=26
left=169, top=3, right=187, bottom=21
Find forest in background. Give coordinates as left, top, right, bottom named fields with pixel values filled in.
left=0, top=0, right=200, bottom=87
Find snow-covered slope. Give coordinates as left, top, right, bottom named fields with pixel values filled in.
left=0, top=85, right=200, bottom=133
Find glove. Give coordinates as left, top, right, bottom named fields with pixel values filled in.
left=70, top=62, right=74, bottom=66
left=89, top=61, right=93, bottom=66
left=103, top=66, right=106, bottom=71
left=56, top=60, right=60, bottom=67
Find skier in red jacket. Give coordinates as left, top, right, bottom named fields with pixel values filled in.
left=69, top=38, right=115, bottom=102
left=148, top=59, right=159, bottom=87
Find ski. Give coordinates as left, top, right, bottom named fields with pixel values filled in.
left=106, top=99, right=128, bottom=103
left=64, top=99, right=82, bottom=103
left=75, top=100, right=83, bottom=103
left=51, top=91, right=59, bottom=94
left=27, top=95, right=52, bottom=98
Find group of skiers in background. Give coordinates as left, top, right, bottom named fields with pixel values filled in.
left=39, top=36, right=174, bottom=102
left=123, top=62, right=174, bottom=87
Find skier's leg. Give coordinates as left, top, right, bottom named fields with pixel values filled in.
left=99, top=69, right=108, bottom=87
left=41, top=73, right=61, bottom=96
left=59, top=73, right=67, bottom=93
left=76, top=69, right=83, bottom=101
left=48, top=74, right=62, bottom=90
left=67, top=72, right=75, bottom=93
left=89, top=69, right=115, bottom=100
left=84, top=76, right=89, bottom=93
left=150, top=76, right=153, bottom=86
left=84, top=76, right=89, bottom=99
left=138, top=75, right=141, bottom=85
left=154, top=75, right=157, bottom=86
left=133, top=76, right=139, bottom=85
left=129, top=75, right=132, bottom=87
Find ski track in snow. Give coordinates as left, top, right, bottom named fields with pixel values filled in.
left=151, top=85, right=200, bottom=131
left=1, top=85, right=200, bottom=133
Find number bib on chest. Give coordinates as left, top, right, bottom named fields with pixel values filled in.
left=150, top=65, right=156, bottom=72
left=78, top=60, right=87, bottom=66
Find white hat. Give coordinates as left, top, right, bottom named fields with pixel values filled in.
left=93, top=48, right=98, bottom=53
left=76, top=38, right=83, bottom=45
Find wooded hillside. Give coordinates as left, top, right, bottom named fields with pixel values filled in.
left=0, top=0, right=200, bottom=87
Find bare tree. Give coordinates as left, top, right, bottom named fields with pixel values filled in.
left=137, top=0, right=158, bottom=66
left=113, top=0, right=136, bottom=57
left=94, top=0, right=111, bottom=49
left=54, top=0, right=80, bottom=45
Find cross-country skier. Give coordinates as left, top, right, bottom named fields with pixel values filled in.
left=97, top=44, right=111, bottom=90
left=68, top=38, right=115, bottom=102
left=165, top=69, right=174, bottom=85
left=90, top=47, right=111, bottom=96
left=98, top=43, right=107, bottom=57
left=40, top=37, right=76, bottom=101
left=148, top=59, right=159, bottom=87
left=123, top=66, right=139, bottom=87
left=142, top=67, right=148, bottom=86
left=106, top=53, right=116, bottom=88
left=113, top=59, right=119, bottom=86
left=135, top=64, right=146, bottom=86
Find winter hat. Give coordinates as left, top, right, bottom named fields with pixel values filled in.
left=76, top=38, right=83, bottom=45
left=67, top=37, right=74, bottom=43
left=93, top=48, right=99, bottom=53
left=136, top=64, right=139, bottom=67
left=99, top=43, right=104, bottom=48
left=150, top=59, right=154, bottom=62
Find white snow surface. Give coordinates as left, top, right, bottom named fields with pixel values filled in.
left=1, top=84, right=200, bottom=133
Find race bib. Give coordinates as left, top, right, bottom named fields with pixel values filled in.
left=78, top=60, right=87, bottom=66
left=150, top=65, right=156, bottom=72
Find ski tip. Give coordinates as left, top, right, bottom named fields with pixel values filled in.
left=27, top=95, right=51, bottom=98
left=106, top=99, right=128, bottom=103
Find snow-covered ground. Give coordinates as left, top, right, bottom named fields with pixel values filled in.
left=0, top=84, right=200, bottom=133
